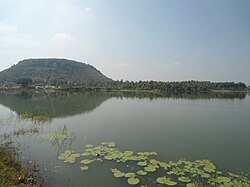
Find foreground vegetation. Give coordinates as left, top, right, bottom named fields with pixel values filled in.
left=0, top=142, right=26, bottom=187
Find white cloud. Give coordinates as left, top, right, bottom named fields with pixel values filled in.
left=0, top=22, right=40, bottom=51
left=52, top=33, right=74, bottom=42
left=84, top=7, right=92, bottom=11
left=0, top=22, right=17, bottom=35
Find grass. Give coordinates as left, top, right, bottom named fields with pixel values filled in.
left=0, top=142, right=26, bottom=187
left=0, top=142, right=46, bottom=187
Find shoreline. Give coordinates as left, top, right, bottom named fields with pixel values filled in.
left=0, top=87, right=249, bottom=94
left=0, top=142, right=46, bottom=187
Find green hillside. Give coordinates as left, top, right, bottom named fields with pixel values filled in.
left=0, top=59, right=113, bottom=86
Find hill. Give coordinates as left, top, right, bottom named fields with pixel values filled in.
left=0, top=59, right=113, bottom=86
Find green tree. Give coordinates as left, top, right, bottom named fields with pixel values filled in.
left=16, top=78, right=32, bottom=88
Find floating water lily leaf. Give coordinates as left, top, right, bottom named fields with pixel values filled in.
left=159, top=162, right=170, bottom=169
left=137, top=161, right=147, bottom=166
left=57, top=150, right=79, bottom=164
left=127, top=177, right=140, bottom=185
left=64, top=158, right=76, bottom=163
left=168, top=167, right=185, bottom=176
left=80, top=166, right=89, bottom=170
left=108, top=142, right=116, bottom=147
left=101, top=141, right=116, bottom=147
left=149, top=159, right=159, bottom=165
left=204, top=164, right=216, bottom=173
left=156, top=176, right=177, bottom=186
left=104, top=155, right=113, bottom=160
left=169, top=161, right=178, bottom=167
left=58, top=155, right=67, bottom=160
left=186, top=183, right=195, bottom=187
left=144, top=165, right=157, bottom=172
left=81, top=152, right=91, bottom=156
left=71, top=153, right=81, bottom=158
left=136, top=170, right=147, bottom=176
left=200, top=173, right=211, bottom=178
left=113, top=171, right=125, bottom=178
left=149, top=151, right=158, bottom=156
left=57, top=141, right=250, bottom=187
left=228, top=172, right=240, bottom=178
left=81, top=159, right=94, bottom=164
left=124, top=151, right=133, bottom=156
left=178, top=176, right=191, bottom=183
left=64, top=150, right=72, bottom=154
left=215, top=176, right=231, bottom=183
left=125, top=173, right=136, bottom=178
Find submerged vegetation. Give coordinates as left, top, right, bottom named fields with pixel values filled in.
left=42, top=125, right=72, bottom=142
left=57, top=142, right=250, bottom=186
left=18, top=111, right=52, bottom=121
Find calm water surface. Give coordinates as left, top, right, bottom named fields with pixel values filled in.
left=0, top=91, right=249, bottom=187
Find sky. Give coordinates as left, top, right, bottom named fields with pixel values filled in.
left=0, top=0, right=249, bottom=84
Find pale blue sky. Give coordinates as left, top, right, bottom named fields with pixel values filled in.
left=0, top=0, right=249, bottom=84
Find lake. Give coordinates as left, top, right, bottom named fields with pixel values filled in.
left=0, top=91, right=249, bottom=187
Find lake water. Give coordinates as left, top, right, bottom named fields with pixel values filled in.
left=0, top=91, right=249, bottom=187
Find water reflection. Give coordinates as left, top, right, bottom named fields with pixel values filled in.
left=0, top=91, right=246, bottom=119
left=0, top=91, right=111, bottom=118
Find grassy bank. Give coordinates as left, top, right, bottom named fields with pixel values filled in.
left=0, top=142, right=45, bottom=187
left=0, top=142, right=26, bottom=187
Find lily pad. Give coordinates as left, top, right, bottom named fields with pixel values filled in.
left=178, top=176, right=191, bottom=183
left=80, top=166, right=89, bottom=170
left=144, top=165, right=157, bottom=172
left=204, top=164, right=216, bottom=173
left=101, top=141, right=116, bottom=147
left=186, top=183, right=195, bottom=187
left=81, top=152, right=91, bottom=156
left=81, top=159, right=93, bottom=164
left=127, top=177, right=140, bottom=185
left=149, top=159, right=159, bottom=165
left=137, top=161, right=147, bottom=166
left=159, top=162, right=170, bottom=169
left=200, top=173, right=211, bottom=178
left=136, top=170, right=147, bottom=176
left=215, top=176, right=231, bottom=183
left=156, top=176, right=177, bottom=186
left=113, top=171, right=125, bottom=178
left=71, top=153, right=81, bottom=158
left=125, top=172, right=136, bottom=178
left=123, top=151, right=133, bottom=156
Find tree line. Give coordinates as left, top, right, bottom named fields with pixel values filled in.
left=106, top=80, right=247, bottom=92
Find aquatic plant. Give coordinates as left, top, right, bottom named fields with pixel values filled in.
left=127, top=177, right=140, bottom=185
left=57, top=142, right=250, bottom=186
left=156, top=176, right=177, bottom=186
left=42, top=126, right=71, bottom=142
left=18, top=111, right=52, bottom=121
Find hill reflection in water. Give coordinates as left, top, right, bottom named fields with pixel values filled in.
left=0, top=91, right=246, bottom=118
